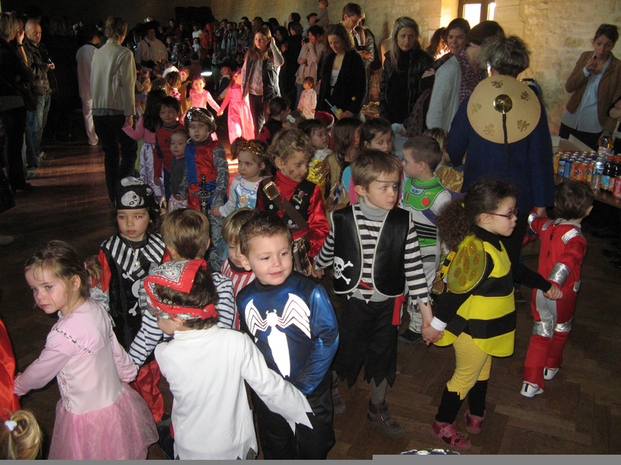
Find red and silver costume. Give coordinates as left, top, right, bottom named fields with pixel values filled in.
left=523, top=212, right=587, bottom=390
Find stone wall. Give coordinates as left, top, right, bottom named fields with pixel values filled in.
left=212, top=0, right=621, bottom=135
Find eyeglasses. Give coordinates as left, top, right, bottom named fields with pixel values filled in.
left=487, top=207, right=519, bottom=219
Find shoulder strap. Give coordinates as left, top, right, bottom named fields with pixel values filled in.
left=261, top=179, right=309, bottom=230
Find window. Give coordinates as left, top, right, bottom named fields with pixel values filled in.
left=459, top=1, right=496, bottom=26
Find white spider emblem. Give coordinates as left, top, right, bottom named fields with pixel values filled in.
left=244, top=294, right=311, bottom=378
left=334, top=257, right=353, bottom=284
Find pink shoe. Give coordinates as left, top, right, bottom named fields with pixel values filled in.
left=431, top=420, right=471, bottom=450
left=464, top=410, right=485, bottom=434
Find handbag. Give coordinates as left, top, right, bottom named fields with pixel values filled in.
left=0, top=71, right=37, bottom=111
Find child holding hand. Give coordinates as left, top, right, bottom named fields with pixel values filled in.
left=315, top=150, right=432, bottom=438
left=123, top=89, right=166, bottom=203
left=422, top=178, right=561, bottom=450
left=188, top=76, right=220, bottom=115
left=237, top=211, right=339, bottom=459
left=217, top=69, right=255, bottom=144
left=398, top=135, right=452, bottom=343
left=15, top=241, right=157, bottom=459
left=146, top=259, right=313, bottom=460
left=521, top=180, right=593, bottom=397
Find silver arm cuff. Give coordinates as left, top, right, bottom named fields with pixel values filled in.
left=548, top=263, right=571, bottom=287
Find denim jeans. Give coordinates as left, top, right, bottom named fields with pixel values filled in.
left=93, top=115, right=138, bottom=202
left=25, top=93, right=51, bottom=167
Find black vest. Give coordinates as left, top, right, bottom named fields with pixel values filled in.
left=332, top=206, right=409, bottom=296
left=259, top=177, right=316, bottom=233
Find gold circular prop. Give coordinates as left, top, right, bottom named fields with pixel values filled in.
left=467, top=75, right=541, bottom=144
left=447, top=235, right=487, bottom=294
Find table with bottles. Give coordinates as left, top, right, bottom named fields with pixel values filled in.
left=554, top=146, right=621, bottom=208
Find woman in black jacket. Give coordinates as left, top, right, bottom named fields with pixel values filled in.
left=318, top=23, right=366, bottom=118
left=379, top=17, right=433, bottom=124
left=0, top=12, right=34, bottom=192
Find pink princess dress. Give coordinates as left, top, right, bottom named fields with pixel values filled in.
left=219, top=82, right=255, bottom=144
left=14, top=300, right=157, bottom=460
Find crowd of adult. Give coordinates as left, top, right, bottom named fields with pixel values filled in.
left=1, top=3, right=621, bottom=240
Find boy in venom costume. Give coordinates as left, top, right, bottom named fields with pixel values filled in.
left=521, top=180, right=593, bottom=397
left=237, top=211, right=339, bottom=459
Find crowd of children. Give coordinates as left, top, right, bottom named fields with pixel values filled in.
left=2, top=4, right=597, bottom=460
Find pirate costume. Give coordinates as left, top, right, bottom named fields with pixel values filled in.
left=93, top=177, right=166, bottom=422
left=314, top=201, right=430, bottom=437
left=257, top=171, right=329, bottom=275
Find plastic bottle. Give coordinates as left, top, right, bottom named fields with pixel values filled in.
left=598, top=130, right=613, bottom=155
left=591, top=152, right=606, bottom=190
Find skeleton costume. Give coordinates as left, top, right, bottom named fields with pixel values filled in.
left=93, top=177, right=166, bottom=422
left=522, top=212, right=587, bottom=392
left=237, top=272, right=339, bottom=459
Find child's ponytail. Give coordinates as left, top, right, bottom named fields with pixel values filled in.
left=437, top=199, right=470, bottom=252
left=438, top=178, right=517, bottom=251
left=0, top=410, right=43, bottom=460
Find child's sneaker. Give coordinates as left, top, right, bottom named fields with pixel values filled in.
left=398, top=328, right=423, bottom=344
left=431, top=420, right=471, bottom=450
left=332, top=387, right=346, bottom=414
left=464, top=409, right=485, bottom=434
left=521, top=381, right=544, bottom=397
left=367, top=400, right=405, bottom=438
left=543, top=367, right=559, bottom=380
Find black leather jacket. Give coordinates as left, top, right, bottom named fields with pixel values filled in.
left=0, top=38, right=33, bottom=98
left=379, top=48, right=433, bottom=123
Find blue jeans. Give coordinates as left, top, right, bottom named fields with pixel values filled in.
left=25, top=94, right=51, bottom=167
left=93, top=115, right=138, bottom=202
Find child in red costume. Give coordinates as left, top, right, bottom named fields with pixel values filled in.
left=155, top=97, right=184, bottom=204
left=521, top=180, right=593, bottom=397
left=256, top=128, right=329, bottom=276
left=184, top=107, right=229, bottom=270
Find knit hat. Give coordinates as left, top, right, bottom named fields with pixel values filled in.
left=144, top=260, right=218, bottom=320
left=114, top=176, right=157, bottom=210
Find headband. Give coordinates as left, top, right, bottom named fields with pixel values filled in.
left=144, top=260, right=217, bottom=320
left=4, top=420, right=16, bottom=432
left=236, top=140, right=264, bottom=158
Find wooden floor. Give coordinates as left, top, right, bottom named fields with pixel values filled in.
left=1, top=134, right=621, bottom=458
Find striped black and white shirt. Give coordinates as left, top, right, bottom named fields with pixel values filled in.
left=315, top=202, right=430, bottom=304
